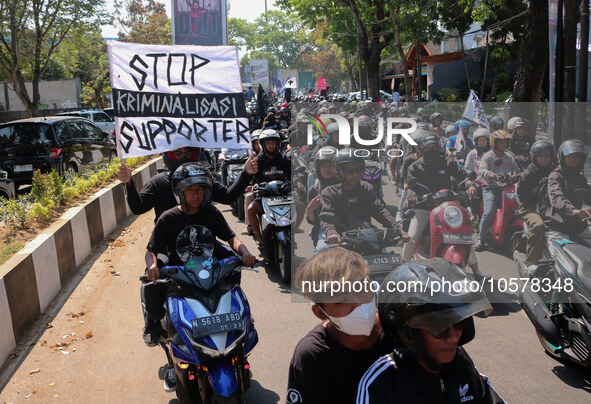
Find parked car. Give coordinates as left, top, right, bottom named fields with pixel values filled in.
left=103, top=107, right=115, bottom=121
left=0, top=116, right=117, bottom=187
left=347, top=90, right=393, bottom=102
left=0, top=169, right=15, bottom=199
left=57, top=109, right=116, bottom=139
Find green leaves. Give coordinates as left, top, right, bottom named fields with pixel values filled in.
left=228, top=9, right=315, bottom=69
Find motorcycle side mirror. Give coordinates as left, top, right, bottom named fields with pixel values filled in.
left=493, top=158, right=503, bottom=167
left=575, top=188, right=591, bottom=203
left=403, top=209, right=415, bottom=219
left=295, top=166, right=307, bottom=174
left=467, top=171, right=477, bottom=181
left=407, top=176, right=430, bottom=191
left=319, top=212, right=339, bottom=224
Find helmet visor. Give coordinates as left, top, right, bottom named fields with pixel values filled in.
left=408, top=301, right=492, bottom=335
left=561, top=142, right=587, bottom=157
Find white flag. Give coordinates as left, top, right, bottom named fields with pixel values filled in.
left=463, top=90, right=490, bottom=129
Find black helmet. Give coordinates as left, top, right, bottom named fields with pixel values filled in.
left=333, top=148, right=365, bottom=178
left=558, top=139, right=587, bottom=168
left=267, top=107, right=276, bottom=115
left=171, top=162, right=212, bottom=207
left=418, top=132, right=440, bottom=154
left=378, top=258, right=492, bottom=370
left=258, top=129, right=281, bottom=155
left=530, top=140, right=556, bottom=167
left=314, top=146, right=338, bottom=175
left=489, top=116, right=504, bottom=130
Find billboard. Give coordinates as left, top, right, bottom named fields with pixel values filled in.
left=249, top=59, right=269, bottom=88
left=173, top=0, right=227, bottom=46
left=298, top=71, right=313, bottom=90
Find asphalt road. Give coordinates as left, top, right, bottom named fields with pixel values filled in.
left=1, top=177, right=591, bottom=403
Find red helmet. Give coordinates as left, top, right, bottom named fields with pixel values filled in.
left=281, top=102, right=288, bottom=108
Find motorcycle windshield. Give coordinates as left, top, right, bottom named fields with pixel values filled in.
left=163, top=256, right=241, bottom=291
left=259, top=180, right=291, bottom=196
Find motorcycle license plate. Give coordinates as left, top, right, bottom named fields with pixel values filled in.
left=363, top=254, right=404, bottom=271
left=267, top=196, right=293, bottom=206
left=191, top=312, right=243, bottom=337
left=14, top=164, right=33, bottom=172
left=442, top=233, right=474, bottom=244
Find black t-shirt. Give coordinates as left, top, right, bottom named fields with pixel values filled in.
left=147, top=204, right=235, bottom=266
left=253, top=152, right=291, bottom=184
left=287, top=323, right=393, bottom=404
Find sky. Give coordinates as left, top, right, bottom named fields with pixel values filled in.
left=102, top=0, right=278, bottom=38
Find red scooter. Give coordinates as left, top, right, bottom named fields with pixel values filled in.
left=479, top=173, right=523, bottom=251
left=407, top=174, right=476, bottom=268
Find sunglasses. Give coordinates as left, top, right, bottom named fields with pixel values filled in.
left=343, top=166, right=363, bottom=175
left=430, top=319, right=468, bottom=339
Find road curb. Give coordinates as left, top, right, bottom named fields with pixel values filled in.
left=0, top=157, right=163, bottom=367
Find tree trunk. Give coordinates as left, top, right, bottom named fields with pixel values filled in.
left=390, top=9, right=413, bottom=102
left=367, top=49, right=381, bottom=101
left=563, top=0, right=579, bottom=102
left=480, top=30, right=490, bottom=99
left=459, top=35, right=471, bottom=92
left=512, top=0, right=548, bottom=131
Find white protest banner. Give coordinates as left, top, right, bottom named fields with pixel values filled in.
left=280, top=76, right=297, bottom=94
left=462, top=90, right=490, bottom=129
left=107, top=41, right=250, bottom=158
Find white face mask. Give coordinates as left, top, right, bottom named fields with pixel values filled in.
left=321, top=297, right=377, bottom=336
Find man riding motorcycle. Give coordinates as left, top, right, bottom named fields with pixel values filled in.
left=446, top=120, right=475, bottom=160
left=145, top=162, right=256, bottom=392
left=319, top=149, right=399, bottom=251
left=262, top=107, right=279, bottom=129
left=429, top=112, right=444, bottom=137
left=402, top=133, right=480, bottom=275
left=306, top=146, right=339, bottom=248
left=464, top=128, right=491, bottom=223
left=508, top=118, right=530, bottom=167
left=476, top=130, right=519, bottom=251
left=246, top=129, right=305, bottom=250
left=540, top=139, right=591, bottom=256
left=516, top=141, right=556, bottom=268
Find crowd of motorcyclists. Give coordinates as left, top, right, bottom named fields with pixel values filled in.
left=115, top=92, right=591, bottom=403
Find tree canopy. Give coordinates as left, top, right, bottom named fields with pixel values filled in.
left=0, top=0, right=109, bottom=115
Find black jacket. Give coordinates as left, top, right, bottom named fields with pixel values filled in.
left=540, top=164, right=591, bottom=235
left=356, top=347, right=506, bottom=404
left=517, top=163, right=554, bottom=212
left=406, top=157, right=465, bottom=199
left=320, top=181, right=396, bottom=237
left=125, top=170, right=252, bottom=222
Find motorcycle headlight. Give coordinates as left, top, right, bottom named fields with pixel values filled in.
left=277, top=216, right=290, bottom=227
left=443, top=205, right=463, bottom=229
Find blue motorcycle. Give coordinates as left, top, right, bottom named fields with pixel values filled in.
left=142, top=243, right=258, bottom=403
